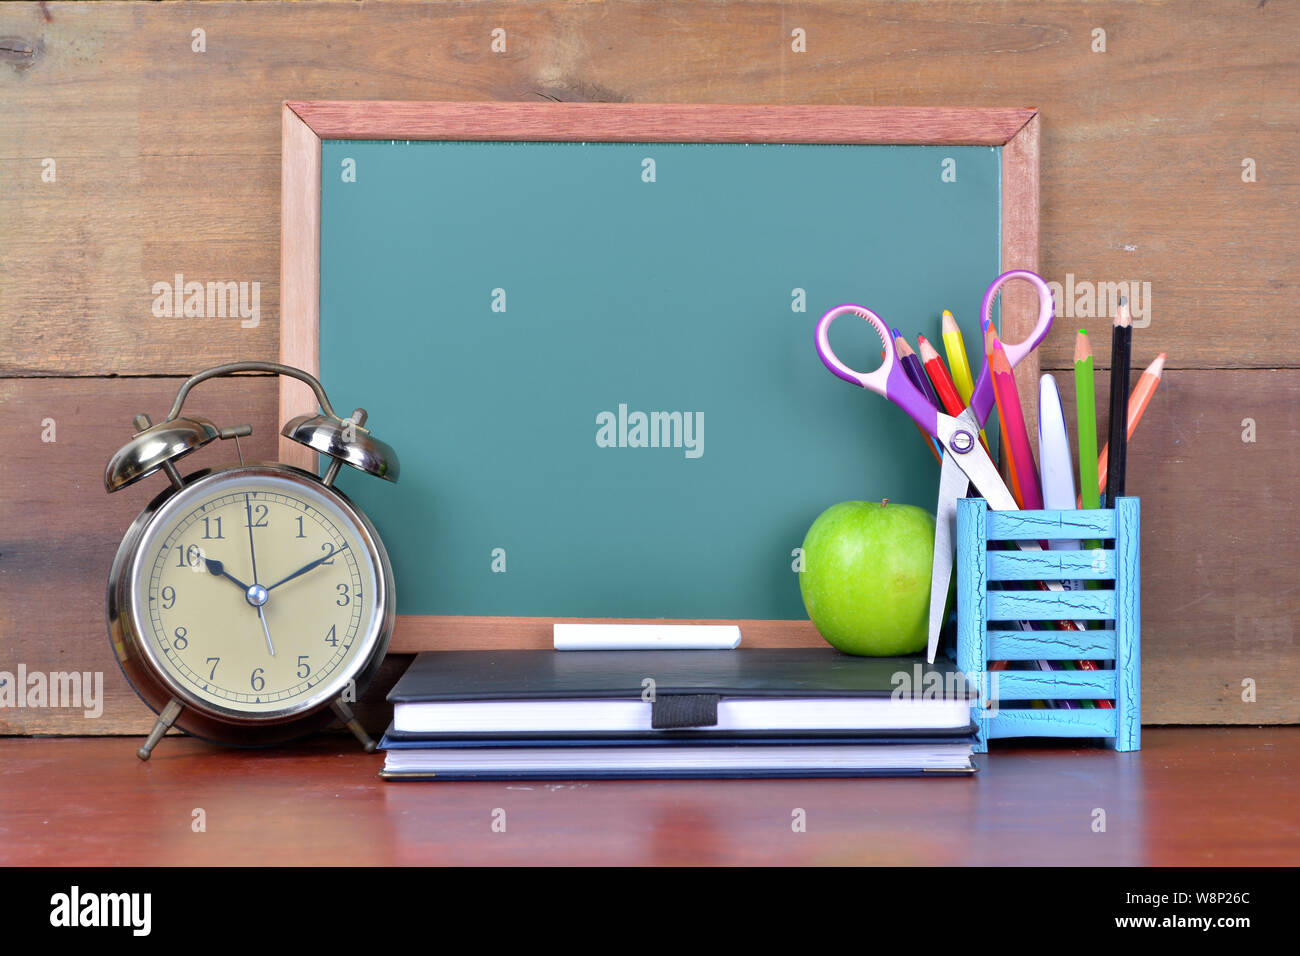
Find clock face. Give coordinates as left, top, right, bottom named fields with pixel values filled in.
left=127, top=470, right=384, bottom=718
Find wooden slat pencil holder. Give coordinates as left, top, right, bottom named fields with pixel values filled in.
left=956, top=497, right=1140, bottom=753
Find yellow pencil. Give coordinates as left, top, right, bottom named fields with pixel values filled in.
left=941, top=310, right=988, bottom=447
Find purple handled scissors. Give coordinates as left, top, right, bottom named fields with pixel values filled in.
left=814, top=269, right=1056, bottom=662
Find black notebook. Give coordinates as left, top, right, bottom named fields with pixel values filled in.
left=386, top=649, right=975, bottom=738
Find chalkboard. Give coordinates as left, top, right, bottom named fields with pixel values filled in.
left=280, top=103, right=1041, bottom=647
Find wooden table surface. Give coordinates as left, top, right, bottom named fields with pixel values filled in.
left=2, top=727, right=1296, bottom=866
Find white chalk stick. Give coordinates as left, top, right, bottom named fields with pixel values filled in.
left=553, top=623, right=742, bottom=651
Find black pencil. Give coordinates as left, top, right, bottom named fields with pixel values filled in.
left=1105, top=297, right=1133, bottom=506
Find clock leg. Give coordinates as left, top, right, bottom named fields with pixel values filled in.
left=137, top=698, right=184, bottom=761
left=331, top=699, right=377, bottom=753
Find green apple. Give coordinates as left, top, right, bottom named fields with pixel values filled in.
left=799, top=499, right=939, bottom=656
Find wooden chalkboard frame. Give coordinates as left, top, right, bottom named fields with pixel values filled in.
left=279, top=101, right=1040, bottom=652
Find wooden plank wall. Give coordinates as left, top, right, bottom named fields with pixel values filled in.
left=1, top=1, right=1296, bottom=732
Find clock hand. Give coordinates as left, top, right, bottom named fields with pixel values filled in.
left=265, top=544, right=351, bottom=592
left=256, top=605, right=276, bottom=658
left=243, top=493, right=262, bottom=586
left=208, top=556, right=274, bottom=658
left=204, top=557, right=251, bottom=593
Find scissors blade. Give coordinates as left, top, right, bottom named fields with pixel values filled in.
left=927, top=450, right=969, bottom=663
left=934, top=414, right=1020, bottom=512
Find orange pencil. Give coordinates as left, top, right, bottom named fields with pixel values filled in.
left=918, top=428, right=942, bottom=464
left=1097, top=353, right=1166, bottom=490
left=1075, top=353, right=1167, bottom=507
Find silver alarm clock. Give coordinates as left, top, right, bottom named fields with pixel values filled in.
left=105, top=362, right=398, bottom=759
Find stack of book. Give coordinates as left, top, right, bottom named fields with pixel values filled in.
left=379, top=648, right=978, bottom=780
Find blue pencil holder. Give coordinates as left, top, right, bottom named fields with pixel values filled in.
left=955, top=497, right=1140, bottom=752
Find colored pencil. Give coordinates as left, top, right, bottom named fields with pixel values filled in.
left=893, top=332, right=944, bottom=460
left=894, top=331, right=944, bottom=411
left=918, top=428, right=942, bottom=464
left=993, top=396, right=1024, bottom=505
left=941, top=310, right=988, bottom=447
left=980, top=330, right=1025, bottom=505
left=920, top=333, right=991, bottom=459
left=1068, top=329, right=1136, bottom=699
left=1098, top=353, right=1166, bottom=491
left=917, top=334, right=966, bottom=418
left=1073, top=332, right=1108, bottom=701
left=1074, top=329, right=1101, bottom=511
left=920, top=335, right=987, bottom=463
left=1105, top=298, right=1133, bottom=505
left=880, top=345, right=940, bottom=464
left=985, top=327, right=1043, bottom=510
left=1071, top=337, right=1105, bottom=703
left=1095, top=300, right=1135, bottom=711
left=940, top=310, right=976, bottom=404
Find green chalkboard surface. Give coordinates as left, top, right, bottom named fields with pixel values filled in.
left=318, top=139, right=1002, bottom=620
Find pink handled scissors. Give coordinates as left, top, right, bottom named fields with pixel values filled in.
left=814, top=269, right=1056, bottom=662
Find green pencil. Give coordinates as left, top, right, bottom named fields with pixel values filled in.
left=1074, top=329, right=1100, bottom=510
left=1073, top=328, right=1104, bottom=688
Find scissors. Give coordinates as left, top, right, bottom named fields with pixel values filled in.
left=814, top=270, right=1056, bottom=662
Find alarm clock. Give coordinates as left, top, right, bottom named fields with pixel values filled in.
left=105, top=361, right=399, bottom=760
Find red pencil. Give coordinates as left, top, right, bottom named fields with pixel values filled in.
left=919, top=334, right=993, bottom=458
left=917, top=334, right=965, bottom=417
left=893, top=334, right=944, bottom=413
